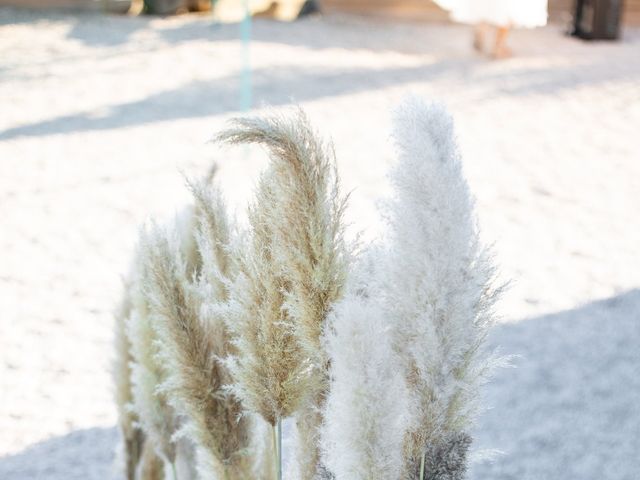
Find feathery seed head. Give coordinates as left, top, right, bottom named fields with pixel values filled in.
left=127, top=233, right=179, bottom=465
left=113, top=282, right=146, bottom=480
left=321, top=293, right=410, bottom=480
left=218, top=109, right=349, bottom=479
left=143, top=207, right=254, bottom=479
left=385, top=96, right=502, bottom=470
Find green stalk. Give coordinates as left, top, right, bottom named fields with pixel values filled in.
left=419, top=451, right=426, bottom=480
left=171, top=461, right=178, bottom=480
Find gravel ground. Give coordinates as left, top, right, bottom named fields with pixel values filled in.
left=1, top=8, right=639, bottom=479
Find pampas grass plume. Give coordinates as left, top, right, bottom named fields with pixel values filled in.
left=141, top=190, right=255, bottom=480
left=217, top=111, right=348, bottom=359
left=127, top=239, right=179, bottom=469
left=321, top=293, right=409, bottom=480
left=384, top=97, right=502, bottom=477
left=113, top=285, right=145, bottom=480
left=217, top=111, right=348, bottom=479
left=115, top=100, right=503, bottom=480
left=221, top=176, right=311, bottom=427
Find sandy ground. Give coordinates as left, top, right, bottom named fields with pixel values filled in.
left=0, top=7, right=639, bottom=479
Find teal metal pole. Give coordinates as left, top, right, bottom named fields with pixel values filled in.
left=240, top=0, right=252, bottom=112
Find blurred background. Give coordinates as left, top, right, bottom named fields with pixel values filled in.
left=0, top=0, right=638, bottom=479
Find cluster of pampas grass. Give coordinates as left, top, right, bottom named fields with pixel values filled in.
left=114, top=97, right=501, bottom=480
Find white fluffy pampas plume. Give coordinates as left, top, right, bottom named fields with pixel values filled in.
left=321, top=284, right=410, bottom=480
left=127, top=239, right=179, bottom=473
left=383, top=97, right=501, bottom=479
left=321, top=97, right=500, bottom=480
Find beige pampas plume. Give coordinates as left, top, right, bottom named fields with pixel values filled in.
left=217, top=110, right=349, bottom=479
left=174, top=203, right=201, bottom=277
left=141, top=191, right=257, bottom=480
left=221, top=166, right=311, bottom=426
left=127, top=239, right=179, bottom=474
left=113, top=285, right=146, bottom=480
left=218, top=112, right=349, bottom=358
left=137, top=438, right=166, bottom=480
left=187, top=177, right=232, bottom=294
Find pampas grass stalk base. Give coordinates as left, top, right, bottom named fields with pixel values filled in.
left=272, top=420, right=282, bottom=480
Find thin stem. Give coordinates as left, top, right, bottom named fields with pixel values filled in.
left=128, top=439, right=138, bottom=480
left=240, top=0, right=252, bottom=111
left=419, top=451, right=426, bottom=480
left=171, top=461, right=178, bottom=480
left=276, top=418, right=282, bottom=480
left=271, top=423, right=278, bottom=480
left=272, top=420, right=282, bottom=480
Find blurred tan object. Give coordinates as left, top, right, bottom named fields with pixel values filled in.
left=321, top=0, right=449, bottom=21
left=213, top=0, right=316, bottom=21
left=186, top=0, right=211, bottom=11
left=136, top=440, right=165, bottom=480
left=253, top=0, right=278, bottom=17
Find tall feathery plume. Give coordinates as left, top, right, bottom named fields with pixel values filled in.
left=142, top=224, right=253, bottom=480
left=190, top=178, right=276, bottom=480
left=220, top=171, right=310, bottom=480
left=113, top=283, right=146, bottom=480
left=217, top=111, right=348, bottom=479
left=384, top=97, right=502, bottom=480
left=127, top=239, right=179, bottom=476
left=321, top=274, right=410, bottom=480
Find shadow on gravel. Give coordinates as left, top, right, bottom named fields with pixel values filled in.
left=1, top=291, right=638, bottom=480
left=0, top=427, right=118, bottom=480
left=471, top=289, right=640, bottom=480
left=0, top=60, right=462, bottom=141
left=1, top=49, right=638, bottom=141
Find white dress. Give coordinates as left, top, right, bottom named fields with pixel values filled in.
left=435, top=0, right=548, bottom=28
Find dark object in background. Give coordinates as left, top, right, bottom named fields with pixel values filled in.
left=143, top=0, right=210, bottom=14
left=572, top=0, right=623, bottom=39
left=298, top=0, right=321, bottom=17
left=144, top=0, right=181, bottom=14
